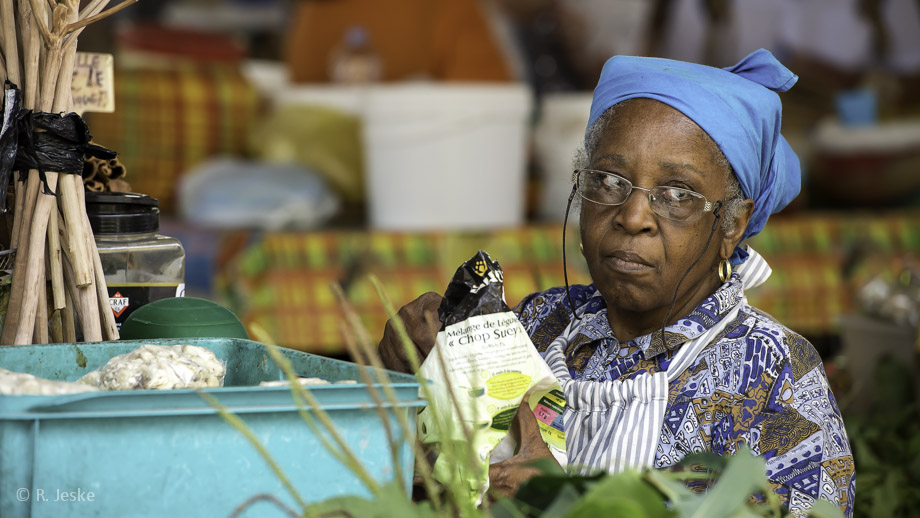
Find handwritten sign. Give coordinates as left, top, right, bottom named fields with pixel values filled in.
left=71, top=52, right=114, bottom=114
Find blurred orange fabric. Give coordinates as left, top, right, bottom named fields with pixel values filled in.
left=285, top=0, right=512, bottom=82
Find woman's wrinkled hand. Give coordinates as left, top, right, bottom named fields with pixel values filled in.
left=489, top=395, right=558, bottom=499
left=378, top=292, right=443, bottom=373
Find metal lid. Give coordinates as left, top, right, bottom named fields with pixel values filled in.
left=85, top=192, right=160, bottom=235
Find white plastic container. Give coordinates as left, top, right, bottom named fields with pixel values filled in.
left=533, top=93, right=593, bottom=222
left=268, top=78, right=533, bottom=230
left=362, top=84, right=532, bottom=230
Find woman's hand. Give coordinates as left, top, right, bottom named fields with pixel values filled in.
left=489, top=396, right=558, bottom=499
left=378, top=292, right=443, bottom=373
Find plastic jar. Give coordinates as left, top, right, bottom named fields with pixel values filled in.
left=86, top=192, right=186, bottom=330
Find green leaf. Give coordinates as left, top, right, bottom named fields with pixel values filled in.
left=807, top=498, right=846, bottom=518
left=725, top=506, right=765, bottom=518
left=909, top=433, right=920, bottom=458
left=306, top=481, right=439, bottom=518
left=491, top=497, right=529, bottom=518
left=538, top=483, right=584, bottom=518
left=871, top=355, right=915, bottom=413
left=566, top=498, right=649, bottom=518
left=868, top=481, right=898, bottom=518
left=690, top=448, right=768, bottom=518
left=565, top=470, right=671, bottom=518
left=497, top=483, right=584, bottom=518
left=645, top=469, right=702, bottom=516
left=852, top=436, right=881, bottom=471
left=376, top=480, right=436, bottom=518
left=306, top=494, right=378, bottom=517
left=513, top=471, right=604, bottom=514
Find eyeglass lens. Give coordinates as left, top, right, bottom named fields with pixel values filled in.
left=576, top=170, right=707, bottom=222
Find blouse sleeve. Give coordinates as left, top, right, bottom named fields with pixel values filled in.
left=755, top=332, right=855, bottom=517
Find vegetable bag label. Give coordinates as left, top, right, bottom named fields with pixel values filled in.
left=417, top=250, right=565, bottom=501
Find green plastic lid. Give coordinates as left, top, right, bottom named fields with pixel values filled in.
left=120, top=297, right=249, bottom=340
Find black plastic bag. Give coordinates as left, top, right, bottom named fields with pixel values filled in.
left=438, top=250, right=508, bottom=327
left=0, top=82, right=116, bottom=213
left=0, top=86, right=23, bottom=213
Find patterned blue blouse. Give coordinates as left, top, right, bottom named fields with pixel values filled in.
left=514, top=274, right=855, bottom=517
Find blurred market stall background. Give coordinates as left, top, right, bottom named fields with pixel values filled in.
left=67, top=3, right=919, bottom=509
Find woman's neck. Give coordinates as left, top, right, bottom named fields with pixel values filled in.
left=605, top=276, right=722, bottom=342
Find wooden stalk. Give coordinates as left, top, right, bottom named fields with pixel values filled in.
left=43, top=6, right=77, bottom=310
left=0, top=177, right=38, bottom=344
left=26, top=0, right=52, bottom=45
left=61, top=290, right=75, bottom=342
left=59, top=10, right=103, bottom=341
left=92, top=243, right=116, bottom=340
left=17, top=0, right=41, bottom=110
left=57, top=209, right=76, bottom=342
left=12, top=175, right=38, bottom=253
left=10, top=179, right=25, bottom=250
left=53, top=18, right=79, bottom=113
left=11, top=173, right=57, bottom=344
left=47, top=205, right=65, bottom=309
left=37, top=36, right=60, bottom=112
left=33, top=260, right=48, bottom=344
left=68, top=0, right=132, bottom=33
left=60, top=250, right=82, bottom=330
left=60, top=245, right=99, bottom=342
left=78, top=0, right=111, bottom=21
left=8, top=22, right=42, bottom=253
left=1, top=0, right=22, bottom=87
left=9, top=0, right=40, bottom=254
left=49, top=309, right=63, bottom=343
left=56, top=193, right=100, bottom=342
left=2, top=1, right=49, bottom=344
left=59, top=175, right=92, bottom=286
left=2, top=0, right=41, bottom=341
left=10, top=3, right=71, bottom=344
left=75, top=285, right=101, bottom=342
left=76, top=182, right=117, bottom=340
left=4, top=0, right=128, bottom=345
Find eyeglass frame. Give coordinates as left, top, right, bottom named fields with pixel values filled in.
left=571, top=168, right=718, bottom=222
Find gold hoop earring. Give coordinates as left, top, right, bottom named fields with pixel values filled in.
left=718, top=259, right=732, bottom=283
left=579, top=242, right=584, bottom=255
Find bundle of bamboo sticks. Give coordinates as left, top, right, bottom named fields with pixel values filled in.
left=0, top=0, right=136, bottom=345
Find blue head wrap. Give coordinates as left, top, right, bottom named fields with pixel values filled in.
left=586, top=49, right=801, bottom=266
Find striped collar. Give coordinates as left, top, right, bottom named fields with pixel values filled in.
left=572, top=246, right=772, bottom=362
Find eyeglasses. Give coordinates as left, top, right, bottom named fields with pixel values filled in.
left=572, top=169, right=716, bottom=222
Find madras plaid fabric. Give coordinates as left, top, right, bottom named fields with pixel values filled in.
left=745, top=211, right=920, bottom=336
left=83, top=64, right=260, bottom=212
left=215, top=212, right=920, bottom=354
left=217, top=226, right=591, bottom=354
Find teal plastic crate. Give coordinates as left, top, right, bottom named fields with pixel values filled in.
left=0, top=338, right=424, bottom=518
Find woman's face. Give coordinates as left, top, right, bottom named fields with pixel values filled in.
left=580, top=99, right=736, bottom=338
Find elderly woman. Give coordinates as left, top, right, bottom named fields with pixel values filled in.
left=379, top=49, right=854, bottom=516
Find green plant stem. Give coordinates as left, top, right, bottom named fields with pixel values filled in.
left=200, top=392, right=308, bottom=512
left=369, top=275, right=480, bottom=516
left=331, top=281, right=444, bottom=510
left=249, top=323, right=359, bottom=484
left=262, top=338, right=383, bottom=496
left=430, top=334, right=487, bottom=501
left=368, top=275, right=423, bottom=373
left=338, top=320, right=406, bottom=488
left=228, top=494, right=301, bottom=518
